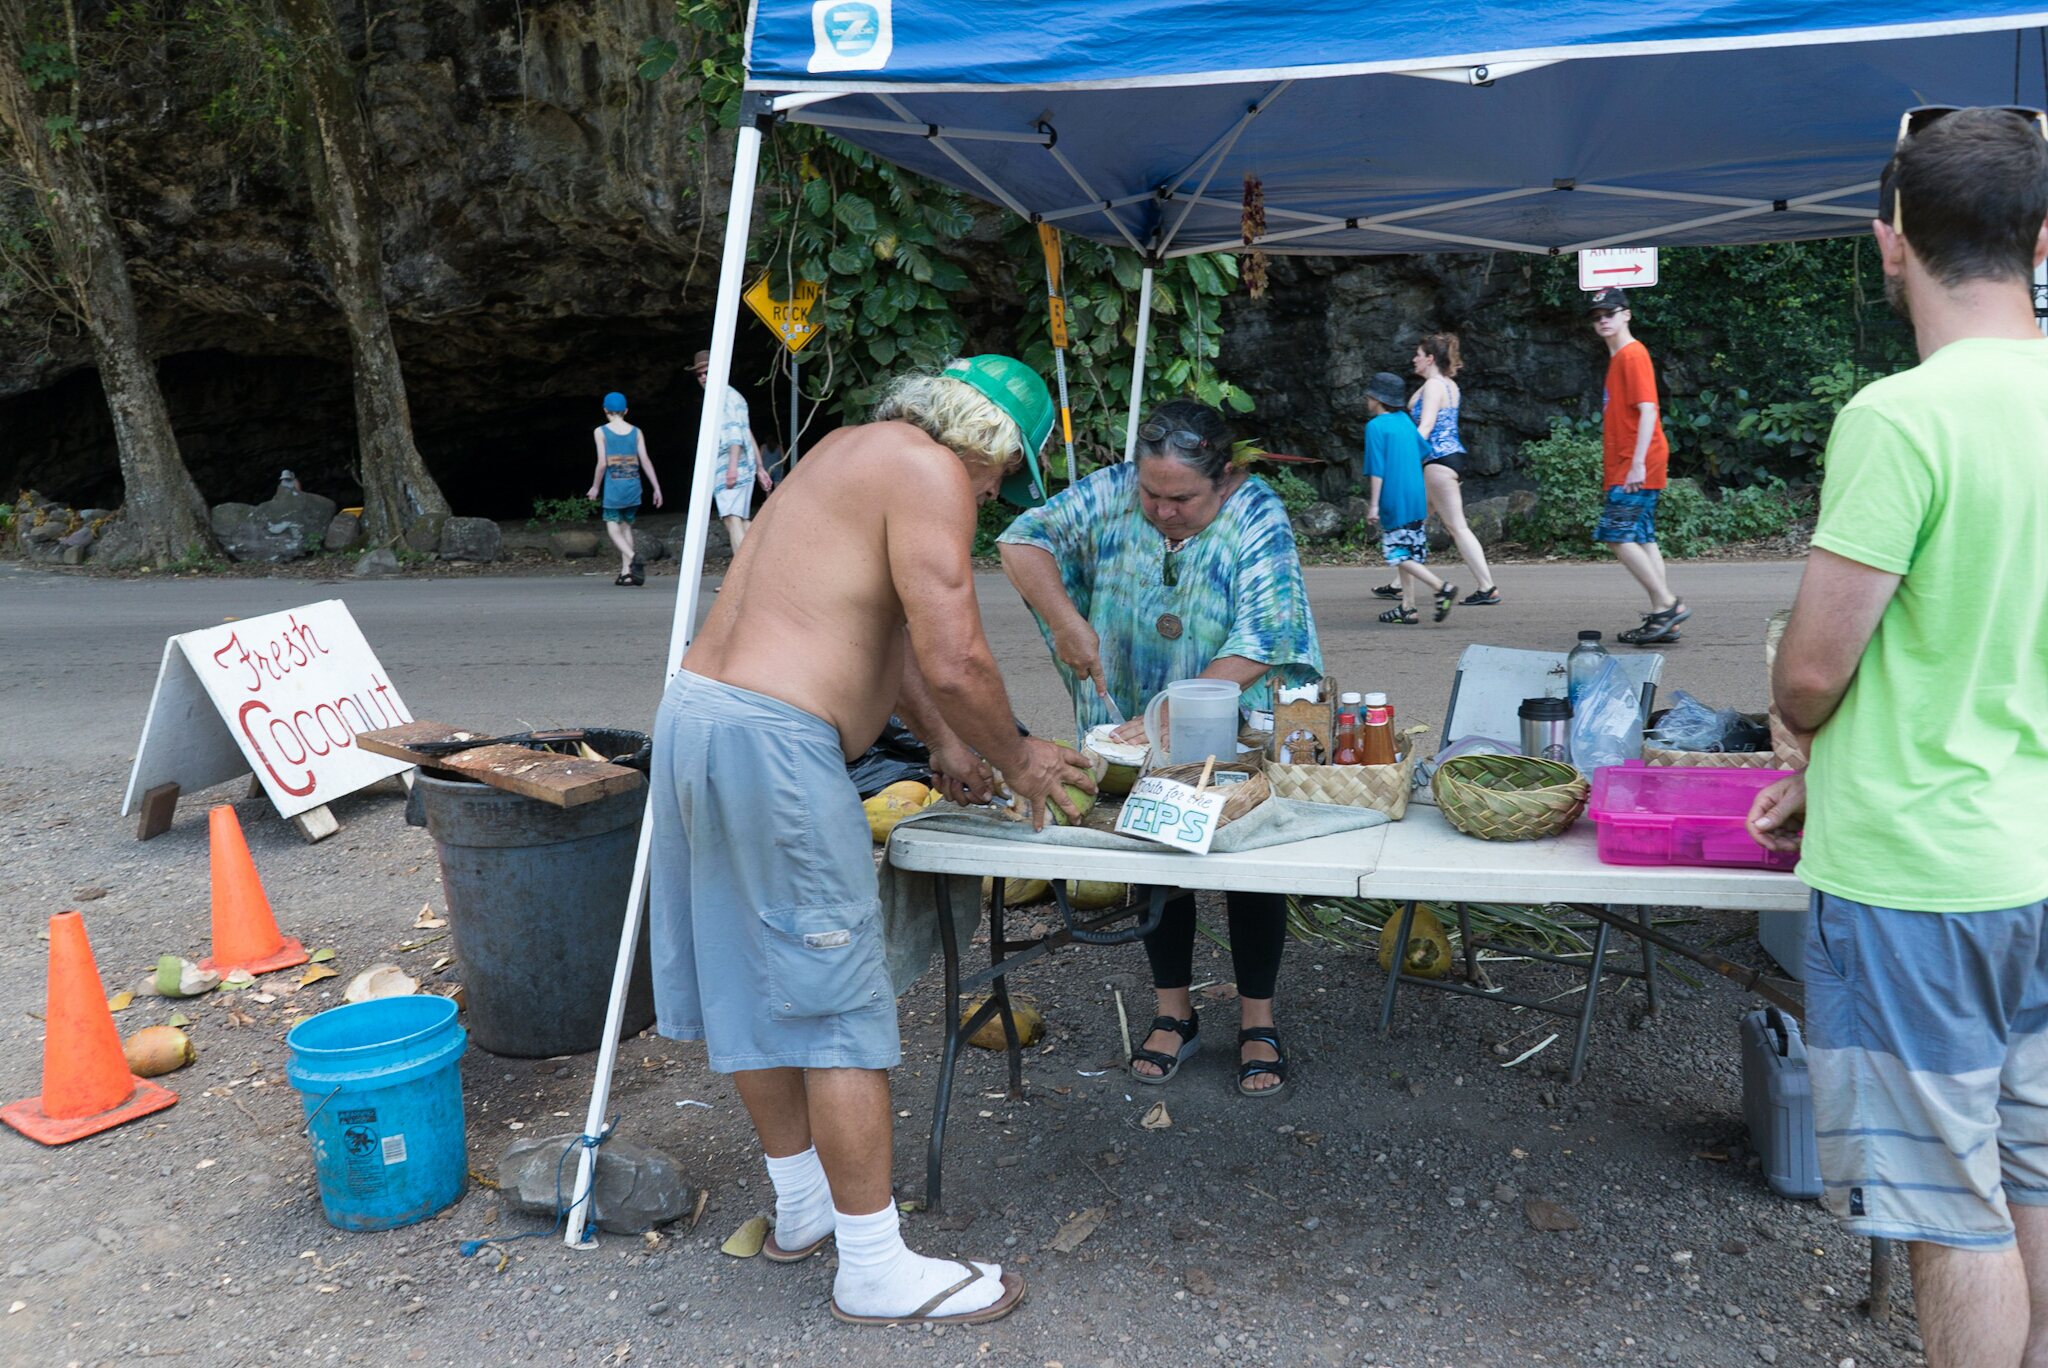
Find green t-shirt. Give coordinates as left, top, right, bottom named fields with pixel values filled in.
left=1799, top=336, right=2048, bottom=912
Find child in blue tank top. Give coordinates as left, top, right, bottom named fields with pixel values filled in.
left=587, top=391, right=664, bottom=586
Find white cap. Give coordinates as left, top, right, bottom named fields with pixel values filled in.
left=1363, top=691, right=1389, bottom=707
left=1338, top=691, right=1363, bottom=705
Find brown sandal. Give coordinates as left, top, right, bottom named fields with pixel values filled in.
left=829, top=1262, right=1027, bottom=1327
left=762, top=1228, right=832, bottom=1262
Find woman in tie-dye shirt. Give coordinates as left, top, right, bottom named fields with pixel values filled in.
left=998, top=398, right=1321, bottom=1099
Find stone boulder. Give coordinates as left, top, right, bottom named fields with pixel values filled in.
left=92, top=514, right=149, bottom=568
left=550, top=529, right=601, bottom=559
left=499, top=1133, right=691, bottom=1235
left=1424, top=513, right=1453, bottom=551
left=1463, top=496, right=1510, bottom=547
left=634, top=533, right=668, bottom=562
left=210, top=488, right=337, bottom=563
left=322, top=512, right=363, bottom=554
left=1506, top=489, right=1539, bottom=518
left=354, top=548, right=403, bottom=577
left=403, top=514, right=448, bottom=554
left=437, top=517, right=502, bottom=562
left=1290, top=502, right=1343, bottom=542
left=1340, top=496, right=1375, bottom=529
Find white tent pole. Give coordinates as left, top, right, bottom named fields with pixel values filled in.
left=565, top=112, right=767, bottom=1250
left=1123, top=265, right=1155, bottom=462
left=2035, top=255, right=2047, bottom=339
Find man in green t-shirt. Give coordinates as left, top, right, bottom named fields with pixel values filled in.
left=1746, top=107, right=2048, bottom=1368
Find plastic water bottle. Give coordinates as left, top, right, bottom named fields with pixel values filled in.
left=1567, top=631, right=1609, bottom=707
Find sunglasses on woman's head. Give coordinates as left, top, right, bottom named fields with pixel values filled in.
left=1138, top=422, right=1208, bottom=452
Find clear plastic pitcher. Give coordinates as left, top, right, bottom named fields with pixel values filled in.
left=1142, top=679, right=1241, bottom=767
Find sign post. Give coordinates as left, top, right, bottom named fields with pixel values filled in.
left=122, top=600, right=416, bottom=843
left=1578, top=248, right=1659, bottom=290
left=743, top=277, right=823, bottom=468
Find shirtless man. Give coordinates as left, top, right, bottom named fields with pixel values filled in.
left=649, top=355, right=1094, bottom=1327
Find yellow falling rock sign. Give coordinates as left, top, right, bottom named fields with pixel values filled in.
left=743, top=277, right=823, bottom=354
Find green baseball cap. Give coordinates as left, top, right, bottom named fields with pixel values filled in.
left=942, top=354, right=1054, bottom=506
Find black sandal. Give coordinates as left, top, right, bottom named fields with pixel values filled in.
left=1378, top=606, right=1420, bottom=625
left=614, top=574, right=633, bottom=586
left=1434, top=583, right=1458, bottom=622
left=1460, top=586, right=1501, bottom=606
left=1130, top=1012, right=1200, bottom=1085
left=1618, top=601, right=1690, bottom=645
left=1237, top=1027, right=1289, bottom=1098
left=629, top=556, right=645, bottom=586
left=1372, top=582, right=1403, bottom=599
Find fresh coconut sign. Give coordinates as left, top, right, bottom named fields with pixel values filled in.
left=1114, top=775, right=1227, bottom=855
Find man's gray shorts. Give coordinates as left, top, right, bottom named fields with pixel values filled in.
left=648, top=670, right=898, bottom=1073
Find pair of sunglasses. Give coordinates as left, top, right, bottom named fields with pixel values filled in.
left=1896, top=104, right=2048, bottom=148
left=1138, top=421, right=1209, bottom=452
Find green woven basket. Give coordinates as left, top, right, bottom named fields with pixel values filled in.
left=1431, top=753, right=1590, bottom=842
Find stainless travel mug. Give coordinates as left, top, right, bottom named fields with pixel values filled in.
left=1518, top=696, right=1574, bottom=764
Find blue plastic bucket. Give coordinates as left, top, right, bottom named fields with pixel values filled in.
left=287, top=996, right=467, bottom=1231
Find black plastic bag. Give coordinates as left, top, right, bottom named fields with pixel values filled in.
left=847, top=716, right=932, bottom=798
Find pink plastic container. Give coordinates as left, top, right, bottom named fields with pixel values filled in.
left=1587, top=762, right=1800, bottom=871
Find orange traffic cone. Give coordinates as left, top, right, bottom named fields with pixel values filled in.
left=196, top=805, right=308, bottom=976
left=1, top=911, right=178, bottom=1145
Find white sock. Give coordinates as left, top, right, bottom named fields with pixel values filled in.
left=831, top=1203, right=1005, bottom=1319
left=763, top=1147, right=834, bottom=1251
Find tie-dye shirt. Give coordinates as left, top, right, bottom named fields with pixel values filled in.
left=997, top=461, right=1322, bottom=731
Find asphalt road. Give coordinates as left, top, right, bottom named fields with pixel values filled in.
left=1, top=559, right=1803, bottom=775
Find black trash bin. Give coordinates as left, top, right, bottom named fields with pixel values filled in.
left=416, top=774, right=656, bottom=1057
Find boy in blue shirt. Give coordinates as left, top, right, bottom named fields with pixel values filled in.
left=1363, top=372, right=1454, bottom=623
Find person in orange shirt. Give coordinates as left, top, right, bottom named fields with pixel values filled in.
left=1587, top=287, right=1688, bottom=644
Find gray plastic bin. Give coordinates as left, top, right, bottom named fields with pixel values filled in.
left=1741, top=1007, right=1823, bottom=1200
left=417, top=774, right=655, bottom=1057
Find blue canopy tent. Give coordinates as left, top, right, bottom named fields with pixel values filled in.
left=563, top=3, right=2048, bottom=1243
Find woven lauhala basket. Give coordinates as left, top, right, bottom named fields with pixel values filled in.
left=1149, top=760, right=1271, bottom=828
left=1262, top=725, right=1428, bottom=820
left=1432, top=753, right=1589, bottom=841
left=1642, top=714, right=1779, bottom=769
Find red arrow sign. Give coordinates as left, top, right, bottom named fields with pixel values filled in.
left=1592, top=264, right=1644, bottom=276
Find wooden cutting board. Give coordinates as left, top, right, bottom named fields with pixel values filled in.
left=357, top=723, right=643, bottom=808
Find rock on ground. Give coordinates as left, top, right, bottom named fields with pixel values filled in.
left=1292, top=502, right=1344, bottom=541
left=404, top=514, right=449, bottom=555
left=354, top=548, right=403, bottom=577
left=498, top=1133, right=691, bottom=1235
left=322, top=512, right=363, bottom=553
left=210, top=488, right=337, bottom=563
left=549, top=529, right=601, bottom=559
left=437, top=517, right=502, bottom=562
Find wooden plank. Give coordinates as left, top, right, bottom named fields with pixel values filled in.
left=292, top=804, right=341, bottom=843
left=357, top=721, right=479, bottom=765
left=434, top=744, right=642, bottom=808
left=137, top=782, right=180, bottom=841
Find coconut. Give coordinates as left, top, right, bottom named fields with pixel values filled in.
left=863, top=780, right=937, bottom=843
left=123, top=1024, right=194, bottom=1077
left=1378, top=905, right=1452, bottom=980
left=1084, top=725, right=1147, bottom=795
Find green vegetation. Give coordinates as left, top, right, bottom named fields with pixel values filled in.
left=529, top=495, right=600, bottom=527
left=1508, top=419, right=1810, bottom=558
left=1262, top=468, right=1322, bottom=516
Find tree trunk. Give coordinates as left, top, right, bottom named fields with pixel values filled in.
left=273, top=0, right=447, bottom=546
left=0, top=0, right=215, bottom=565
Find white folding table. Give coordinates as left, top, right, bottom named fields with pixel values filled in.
left=888, top=808, right=1807, bottom=1209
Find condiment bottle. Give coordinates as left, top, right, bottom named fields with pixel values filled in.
left=1332, top=693, right=1364, bottom=766
left=1359, top=691, right=1397, bottom=766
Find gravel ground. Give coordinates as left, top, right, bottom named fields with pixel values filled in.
left=0, top=756, right=1923, bottom=1368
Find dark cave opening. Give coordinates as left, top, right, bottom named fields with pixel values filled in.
left=0, top=320, right=798, bottom=523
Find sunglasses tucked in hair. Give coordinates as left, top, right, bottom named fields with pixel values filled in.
left=1880, top=106, right=2048, bottom=287
left=1138, top=422, right=1210, bottom=451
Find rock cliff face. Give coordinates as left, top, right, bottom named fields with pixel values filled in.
left=1220, top=253, right=1611, bottom=498
left=2, top=6, right=1631, bottom=522
left=2, top=0, right=762, bottom=518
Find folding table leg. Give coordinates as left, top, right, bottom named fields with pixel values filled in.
left=988, top=892, right=1024, bottom=1101
left=1378, top=901, right=1420, bottom=1033
left=1868, top=1237, right=1896, bottom=1325
left=1456, top=903, right=1476, bottom=983
left=924, top=874, right=972, bottom=1213
left=1567, top=919, right=1612, bottom=1084
left=1635, top=903, right=1660, bottom=1013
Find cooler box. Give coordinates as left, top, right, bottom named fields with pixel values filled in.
left=1587, top=762, right=1799, bottom=871
left=1740, top=1007, right=1822, bottom=1200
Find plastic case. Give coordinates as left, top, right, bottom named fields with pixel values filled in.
left=1740, top=1007, right=1823, bottom=1200
left=1587, top=762, right=1800, bottom=871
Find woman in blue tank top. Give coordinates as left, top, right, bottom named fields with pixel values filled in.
left=586, top=391, right=664, bottom=586
left=1375, top=333, right=1501, bottom=606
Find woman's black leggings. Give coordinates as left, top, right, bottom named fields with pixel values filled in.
left=1141, top=890, right=1288, bottom=1001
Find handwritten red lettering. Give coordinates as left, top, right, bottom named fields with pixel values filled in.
left=238, top=700, right=316, bottom=796
left=291, top=614, right=329, bottom=659
left=292, top=710, right=330, bottom=756
left=212, top=633, right=264, bottom=692
left=313, top=703, right=353, bottom=749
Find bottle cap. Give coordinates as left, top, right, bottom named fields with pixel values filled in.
left=1338, top=691, right=1362, bottom=705
left=1578, top=630, right=1602, bottom=641
left=1363, top=692, right=1388, bottom=707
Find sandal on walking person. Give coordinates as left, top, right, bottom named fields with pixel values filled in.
left=613, top=573, right=633, bottom=587
left=1237, top=1026, right=1289, bottom=1098
left=1460, top=586, right=1501, bottom=606
left=831, top=1261, right=1027, bottom=1327
left=1378, top=606, right=1420, bottom=625
left=1618, top=600, right=1690, bottom=645
left=763, top=1227, right=833, bottom=1262
left=1434, top=583, right=1458, bottom=622
left=1372, top=582, right=1404, bottom=599
left=1130, top=1012, right=1200, bottom=1084
left=629, top=555, right=645, bottom=586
